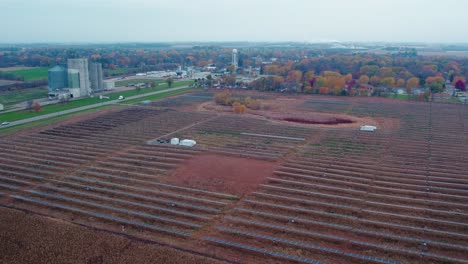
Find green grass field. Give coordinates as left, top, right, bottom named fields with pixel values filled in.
left=115, top=78, right=163, bottom=87
left=5, top=67, right=48, bottom=81
left=0, top=88, right=48, bottom=106
left=123, top=88, right=198, bottom=104
left=105, top=68, right=128, bottom=76
left=0, top=80, right=194, bottom=122
left=390, top=94, right=411, bottom=100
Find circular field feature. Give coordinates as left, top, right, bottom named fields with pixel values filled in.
left=283, top=117, right=354, bottom=125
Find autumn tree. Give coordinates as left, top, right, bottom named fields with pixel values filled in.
left=360, top=65, right=379, bottom=77
left=286, top=70, right=302, bottom=84
left=239, top=104, right=246, bottom=114
left=455, top=79, right=466, bottom=91
left=426, top=76, right=445, bottom=93
left=214, top=91, right=232, bottom=105
left=314, top=76, right=327, bottom=89
left=33, top=102, right=41, bottom=112
left=232, top=102, right=246, bottom=114
left=346, top=79, right=356, bottom=90
left=344, top=73, right=353, bottom=82
left=357, top=75, right=369, bottom=85
left=262, top=76, right=284, bottom=91
left=319, top=87, right=330, bottom=95
left=304, top=71, right=315, bottom=83
left=406, top=77, right=420, bottom=95
left=396, top=78, right=405, bottom=88
left=223, top=75, right=236, bottom=87
left=244, top=97, right=261, bottom=110
left=381, top=77, right=396, bottom=88
left=369, top=76, right=380, bottom=86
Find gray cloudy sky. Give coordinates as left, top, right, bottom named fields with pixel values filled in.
left=1, top=0, right=467, bottom=43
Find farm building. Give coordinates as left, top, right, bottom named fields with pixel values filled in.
left=48, top=65, right=68, bottom=92
left=103, top=80, right=115, bottom=90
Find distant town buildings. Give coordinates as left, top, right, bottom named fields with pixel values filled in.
left=48, top=58, right=103, bottom=99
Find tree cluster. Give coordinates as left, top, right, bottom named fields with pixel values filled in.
left=214, top=91, right=261, bottom=112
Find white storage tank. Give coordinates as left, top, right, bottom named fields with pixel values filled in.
left=360, top=125, right=377, bottom=132
left=170, top=138, right=180, bottom=145
left=179, top=139, right=196, bottom=147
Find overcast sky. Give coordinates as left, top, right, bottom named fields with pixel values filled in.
left=1, top=0, right=467, bottom=43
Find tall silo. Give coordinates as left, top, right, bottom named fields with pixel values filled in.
left=68, top=58, right=91, bottom=97
left=48, top=65, right=68, bottom=92
left=89, top=62, right=104, bottom=93
left=67, top=69, right=80, bottom=88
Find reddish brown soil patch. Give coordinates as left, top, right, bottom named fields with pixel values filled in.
left=283, top=117, right=354, bottom=125
left=167, top=154, right=276, bottom=196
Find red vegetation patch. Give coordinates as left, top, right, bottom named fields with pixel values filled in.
left=283, top=117, right=354, bottom=125
left=167, top=154, right=276, bottom=196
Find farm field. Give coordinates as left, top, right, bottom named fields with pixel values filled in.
left=0, top=91, right=467, bottom=264
left=3, top=67, right=48, bottom=81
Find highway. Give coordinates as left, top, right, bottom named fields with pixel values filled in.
left=0, top=86, right=190, bottom=129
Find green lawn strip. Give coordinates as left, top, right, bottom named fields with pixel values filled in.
left=110, top=80, right=193, bottom=98
left=0, top=88, right=48, bottom=106
left=105, top=68, right=128, bottom=76
left=5, top=67, right=48, bottom=81
left=0, top=105, right=119, bottom=135
left=1, top=81, right=194, bottom=122
left=115, top=79, right=192, bottom=88
left=115, top=78, right=161, bottom=87
left=122, top=88, right=199, bottom=104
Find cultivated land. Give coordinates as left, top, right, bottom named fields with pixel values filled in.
left=0, top=91, right=467, bottom=264
left=3, top=67, right=48, bottom=81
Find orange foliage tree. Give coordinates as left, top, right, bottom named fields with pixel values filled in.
left=319, top=87, right=329, bottom=95
left=232, top=102, right=246, bottom=114
left=406, top=77, right=420, bottom=94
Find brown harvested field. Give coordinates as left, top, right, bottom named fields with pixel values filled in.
left=0, top=207, right=224, bottom=264
left=0, top=90, right=467, bottom=264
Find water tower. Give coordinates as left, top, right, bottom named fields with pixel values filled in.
left=232, top=49, right=238, bottom=70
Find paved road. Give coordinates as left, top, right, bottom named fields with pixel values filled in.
left=0, top=86, right=190, bottom=129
